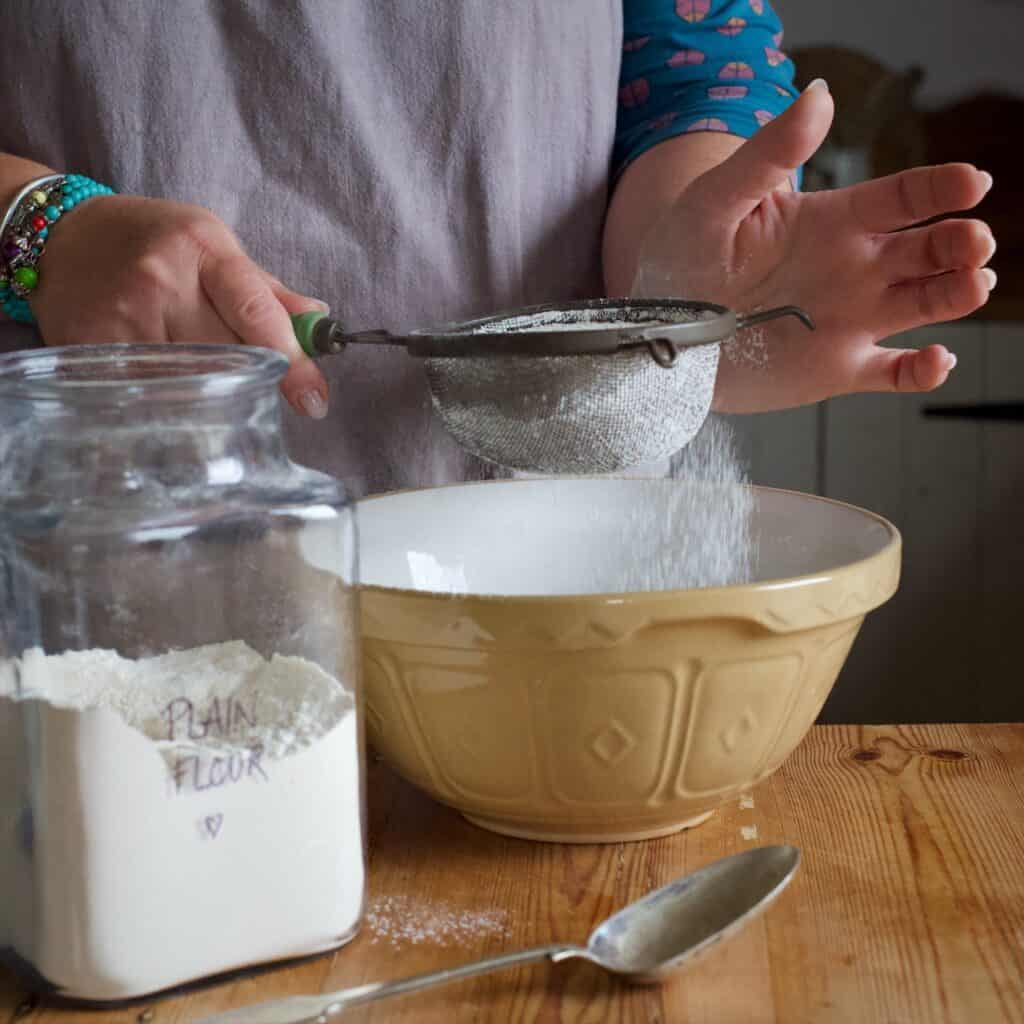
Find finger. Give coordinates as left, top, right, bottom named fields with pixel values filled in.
left=200, top=251, right=330, bottom=418
left=688, top=79, right=834, bottom=220
left=849, top=164, right=992, bottom=234
left=857, top=343, right=957, bottom=394
left=881, top=267, right=995, bottom=337
left=881, top=218, right=996, bottom=284
left=262, top=279, right=334, bottom=417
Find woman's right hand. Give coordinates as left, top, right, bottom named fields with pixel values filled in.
left=29, top=193, right=330, bottom=418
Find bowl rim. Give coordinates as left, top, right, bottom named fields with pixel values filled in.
left=356, top=479, right=902, bottom=604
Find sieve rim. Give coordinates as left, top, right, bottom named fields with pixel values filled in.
left=417, top=297, right=737, bottom=354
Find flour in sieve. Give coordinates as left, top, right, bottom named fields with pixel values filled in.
left=425, top=306, right=722, bottom=474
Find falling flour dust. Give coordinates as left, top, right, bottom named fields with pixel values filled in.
left=666, top=413, right=755, bottom=588
left=605, top=413, right=756, bottom=593
left=622, top=262, right=762, bottom=590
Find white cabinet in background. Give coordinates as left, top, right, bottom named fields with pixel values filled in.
left=727, top=322, right=1024, bottom=723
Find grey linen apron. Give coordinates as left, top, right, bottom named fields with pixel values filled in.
left=0, top=1, right=622, bottom=494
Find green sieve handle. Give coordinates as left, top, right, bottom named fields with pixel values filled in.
left=291, top=312, right=401, bottom=358
left=291, top=312, right=327, bottom=358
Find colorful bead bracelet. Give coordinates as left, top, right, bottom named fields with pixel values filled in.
left=0, top=174, right=116, bottom=324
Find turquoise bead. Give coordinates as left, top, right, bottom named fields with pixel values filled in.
left=62, top=199, right=76, bottom=211
left=38, top=228, right=48, bottom=239
left=44, top=205, right=60, bottom=221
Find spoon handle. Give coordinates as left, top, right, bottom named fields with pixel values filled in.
left=194, top=944, right=579, bottom=1024
left=323, top=943, right=579, bottom=1016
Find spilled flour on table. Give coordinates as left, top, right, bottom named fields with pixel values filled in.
left=365, top=895, right=510, bottom=949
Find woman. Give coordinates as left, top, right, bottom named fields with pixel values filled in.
left=0, top=1, right=995, bottom=492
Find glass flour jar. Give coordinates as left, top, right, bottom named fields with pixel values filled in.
left=0, top=345, right=364, bottom=1001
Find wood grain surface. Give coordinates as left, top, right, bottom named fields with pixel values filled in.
left=3, top=724, right=1023, bottom=1023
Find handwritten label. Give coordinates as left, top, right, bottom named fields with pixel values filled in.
left=172, top=743, right=269, bottom=794
left=161, top=694, right=270, bottom=796
left=162, top=695, right=257, bottom=742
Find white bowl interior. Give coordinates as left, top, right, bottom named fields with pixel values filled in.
left=354, top=479, right=895, bottom=597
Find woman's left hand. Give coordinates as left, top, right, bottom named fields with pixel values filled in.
left=631, top=81, right=996, bottom=413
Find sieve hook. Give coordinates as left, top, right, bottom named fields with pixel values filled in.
left=645, top=305, right=815, bottom=368
left=735, top=306, right=816, bottom=332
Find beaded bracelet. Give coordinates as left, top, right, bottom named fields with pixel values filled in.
left=0, top=174, right=116, bottom=324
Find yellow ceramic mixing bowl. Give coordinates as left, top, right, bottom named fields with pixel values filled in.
left=356, top=479, right=900, bottom=843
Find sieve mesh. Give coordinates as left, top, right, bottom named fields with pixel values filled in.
left=424, top=303, right=722, bottom=474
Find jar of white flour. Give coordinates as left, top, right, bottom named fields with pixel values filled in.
left=0, top=345, right=364, bottom=1001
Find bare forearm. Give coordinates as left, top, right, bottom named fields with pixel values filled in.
left=603, top=133, right=744, bottom=296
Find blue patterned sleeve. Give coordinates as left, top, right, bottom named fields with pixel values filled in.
left=615, top=0, right=799, bottom=182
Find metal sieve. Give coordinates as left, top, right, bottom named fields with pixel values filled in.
left=292, top=299, right=813, bottom=473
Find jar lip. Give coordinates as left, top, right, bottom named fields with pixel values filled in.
left=0, top=344, right=288, bottom=400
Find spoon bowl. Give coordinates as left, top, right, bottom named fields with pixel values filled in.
left=577, top=844, right=800, bottom=980
left=197, top=845, right=800, bottom=1023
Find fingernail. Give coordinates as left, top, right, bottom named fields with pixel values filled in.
left=983, top=268, right=997, bottom=291
left=946, top=352, right=958, bottom=371
left=298, top=389, right=328, bottom=419
left=804, top=78, right=829, bottom=93
left=312, top=299, right=330, bottom=314
left=980, top=171, right=994, bottom=194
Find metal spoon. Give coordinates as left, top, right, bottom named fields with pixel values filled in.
left=196, top=845, right=799, bottom=1024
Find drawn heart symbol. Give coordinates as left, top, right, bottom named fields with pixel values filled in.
left=204, top=814, right=224, bottom=839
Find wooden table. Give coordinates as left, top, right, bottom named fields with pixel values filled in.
left=3, top=724, right=1023, bottom=1023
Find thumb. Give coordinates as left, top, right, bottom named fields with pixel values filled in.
left=691, top=79, right=834, bottom=221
